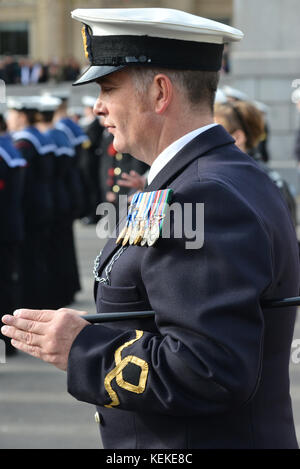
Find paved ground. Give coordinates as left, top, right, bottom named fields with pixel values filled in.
left=1, top=221, right=300, bottom=448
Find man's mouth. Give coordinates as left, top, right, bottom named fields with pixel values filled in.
left=105, top=124, right=116, bottom=133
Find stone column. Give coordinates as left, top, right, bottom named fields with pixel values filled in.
left=36, top=0, right=69, bottom=61
left=222, top=0, right=300, bottom=192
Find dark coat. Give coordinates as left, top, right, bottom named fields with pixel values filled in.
left=68, top=125, right=300, bottom=449
left=98, top=130, right=149, bottom=204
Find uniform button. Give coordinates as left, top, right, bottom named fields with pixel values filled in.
left=113, top=185, right=120, bottom=193
left=114, top=167, right=122, bottom=176
left=94, top=411, right=101, bottom=424
left=116, top=153, right=123, bottom=161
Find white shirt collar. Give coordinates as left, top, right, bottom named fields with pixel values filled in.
left=147, top=123, right=217, bottom=185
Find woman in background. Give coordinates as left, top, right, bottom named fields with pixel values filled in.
left=215, top=100, right=297, bottom=226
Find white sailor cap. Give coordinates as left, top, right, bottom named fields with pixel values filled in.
left=6, top=96, right=41, bottom=111
left=222, top=85, right=249, bottom=101
left=82, top=95, right=96, bottom=108
left=215, top=88, right=227, bottom=103
left=253, top=100, right=269, bottom=114
left=292, top=87, right=300, bottom=104
left=71, top=8, right=243, bottom=86
left=67, top=106, right=84, bottom=117
left=41, top=89, right=71, bottom=101
left=36, top=96, right=62, bottom=112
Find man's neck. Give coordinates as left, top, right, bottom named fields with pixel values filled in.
left=147, top=115, right=214, bottom=166
left=35, top=122, right=53, bottom=133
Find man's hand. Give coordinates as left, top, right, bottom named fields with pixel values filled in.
left=117, top=170, right=146, bottom=191
left=1, top=308, right=90, bottom=371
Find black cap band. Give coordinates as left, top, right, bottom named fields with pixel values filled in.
left=88, top=34, right=224, bottom=71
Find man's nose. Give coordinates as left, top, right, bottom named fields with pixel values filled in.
left=93, top=96, right=107, bottom=117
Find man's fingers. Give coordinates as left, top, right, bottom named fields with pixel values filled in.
left=1, top=325, right=43, bottom=347
left=2, top=315, right=46, bottom=335
left=117, top=179, right=132, bottom=187
left=13, top=309, right=54, bottom=322
left=10, top=339, right=42, bottom=359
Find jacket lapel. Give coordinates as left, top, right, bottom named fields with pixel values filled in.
left=146, top=124, right=234, bottom=191
left=95, top=125, right=234, bottom=278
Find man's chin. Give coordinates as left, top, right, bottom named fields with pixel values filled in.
left=112, top=139, right=127, bottom=155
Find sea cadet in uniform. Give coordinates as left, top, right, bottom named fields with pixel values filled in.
left=80, top=95, right=104, bottom=224
left=6, top=97, right=56, bottom=310
left=35, top=95, right=81, bottom=307
left=2, top=8, right=300, bottom=449
left=52, top=92, right=90, bottom=220
left=0, top=115, right=26, bottom=355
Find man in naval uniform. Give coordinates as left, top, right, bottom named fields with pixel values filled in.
left=2, top=9, right=300, bottom=449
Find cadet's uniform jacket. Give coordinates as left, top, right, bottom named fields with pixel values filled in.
left=68, top=125, right=300, bottom=449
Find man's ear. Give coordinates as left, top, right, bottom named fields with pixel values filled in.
left=231, top=129, right=247, bottom=149
left=152, top=74, right=173, bottom=115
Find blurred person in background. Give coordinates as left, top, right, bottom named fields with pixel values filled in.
left=215, top=100, right=297, bottom=225
left=67, top=105, right=84, bottom=124
left=6, top=97, right=56, bottom=309
left=52, top=90, right=90, bottom=221
left=62, top=56, right=81, bottom=82
left=98, top=125, right=148, bottom=207
left=35, top=96, right=81, bottom=306
left=80, top=95, right=104, bottom=225
left=0, top=55, right=20, bottom=84
left=0, top=113, right=26, bottom=355
left=222, top=85, right=270, bottom=163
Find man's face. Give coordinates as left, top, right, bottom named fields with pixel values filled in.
left=94, top=69, right=152, bottom=158
left=6, top=109, right=23, bottom=132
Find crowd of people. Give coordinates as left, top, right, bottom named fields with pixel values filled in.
left=0, top=91, right=149, bottom=356
left=0, top=56, right=81, bottom=85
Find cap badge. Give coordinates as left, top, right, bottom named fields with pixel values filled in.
left=81, top=24, right=93, bottom=62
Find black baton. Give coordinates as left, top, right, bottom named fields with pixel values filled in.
left=81, top=296, right=300, bottom=324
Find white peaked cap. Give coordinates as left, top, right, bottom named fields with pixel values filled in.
left=215, top=89, right=228, bottom=103
left=253, top=100, right=269, bottom=114
left=37, top=96, right=62, bottom=112
left=67, top=106, right=84, bottom=116
left=222, top=85, right=249, bottom=101
left=72, top=8, right=243, bottom=43
left=71, top=8, right=243, bottom=86
left=41, top=89, right=71, bottom=101
left=6, top=96, right=41, bottom=110
left=292, top=87, right=300, bottom=104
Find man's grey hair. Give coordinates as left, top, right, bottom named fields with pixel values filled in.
left=129, top=66, right=220, bottom=112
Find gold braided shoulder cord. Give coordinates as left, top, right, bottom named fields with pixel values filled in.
left=104, top=330, right=149, bottom=408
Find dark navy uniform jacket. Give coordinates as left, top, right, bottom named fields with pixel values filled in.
left=12, top=127, right=55, bottom=227
left=0, top=135, right=26, bottom=242
left=68, top=125, right=300, bottom=449
left=55, top=118, right=88, bottom=219
left=55, top=118, right=89, bottom=148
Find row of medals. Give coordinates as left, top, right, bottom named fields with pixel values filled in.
left=116, top=215, right=162, bottom=247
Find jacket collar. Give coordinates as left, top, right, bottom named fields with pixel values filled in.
left=146, top=124, right=234, bottom=191
left=95, top=124, right=235, bottom=284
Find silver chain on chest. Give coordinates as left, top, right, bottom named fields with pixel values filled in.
left=93, top=246, right=128, bottom=285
